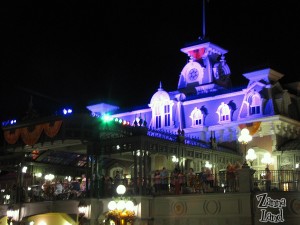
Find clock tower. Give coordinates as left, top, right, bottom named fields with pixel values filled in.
left=177, top=39, right=232, bottom=95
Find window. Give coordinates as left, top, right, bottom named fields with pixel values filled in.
left=248, top=92, right=261, bottom=116
left=155, top=106, right=162, bottom=129
left=149, top=86, right=174, bottom=129
left=164, top=105, right=170, bottom=126
left=216, top=102, right=231, bottom=123
left=190, top=107, right=203, bottom=127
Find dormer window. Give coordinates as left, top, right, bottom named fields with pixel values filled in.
left=216, top=102, right=231, bottom=123
left=190, top=107, right=203, bottom=127
left=248, top=92, right=262, bottom=116
left=149, top=83, right=174, bottom=129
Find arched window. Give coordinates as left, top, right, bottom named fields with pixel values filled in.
left=149, top=85, right=174, bottom=129
left=216, top=102, right=231, bottom=123
left=164, top=105, right=171, bottom=126
left=190, top=107, right=203, bottom=127
left=155, top=105, right=162, bottom=129
left=248, top=92, right=262, bottom=116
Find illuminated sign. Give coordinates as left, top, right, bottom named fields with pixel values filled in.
left=256, top=193, right=286, bottom=223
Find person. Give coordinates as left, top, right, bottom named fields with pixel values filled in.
left=187, top=168, right=195, bottom=189
left=265, top=167, right=272, bottom=191
left=114, top=171, right=121, bottom=186
left=160, top=167, right=169, bottom=193
left=153, top=170, right=161, bottom=193
left=54, top=180, right=63, bottom=197
left=70, top=177, right=81, bottom=198
left=226, top=163, right=236, bottom=192
left=53, top=180, right=63, bottom=198
left=252, top=182, right=261, bottom=192
left=104, top=175, right=113, bottom=196
left=80, top=174, right=87, bottom=192
left=198, top=167, right=207, bottom=192
left=63, top=178, right=70, bottom=190
left=170, top=168, right=179, bottom=194
left=297, top=167, right=300, bottom=191
left=177, top=169, right=184, bottom=194
left=206, top=168, right=214, bottom=190
left=42, top=180, right=54, bottom=200
left=71, top=178, right=80, bottom=191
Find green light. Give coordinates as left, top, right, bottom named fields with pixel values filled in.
left=102, top=114, right=113, bottom=122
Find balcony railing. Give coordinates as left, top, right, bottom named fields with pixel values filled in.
left=1, top=169, right=299, bottom=205
left=253, top=169, right=300, bottom=192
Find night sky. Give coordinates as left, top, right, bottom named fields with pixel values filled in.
left=1, top=0, right=300, bottom=122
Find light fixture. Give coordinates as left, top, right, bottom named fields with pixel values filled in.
left=63, top=108, right=73, bottom=115
left=261, top=152, right=274, bottom=167
left=238, top=128, right=253, bottom=167
left=172, top=155, right=179, bottom=163
left=35, top=172, right=42, bottom=178
left=245, top=148, right=257, bottom=166
left=78, top=201, right=87, bottom=225
left=106, top=184, right=136, bottom=225
left=44, top=174, right=54, bottom=181
left=22, top=166, right=28, bottom=173
left=116, top=184, right=126, bottom=195
left=205, top=161, right=212, bottom=169
left=7, top=205, right=14, bottom=225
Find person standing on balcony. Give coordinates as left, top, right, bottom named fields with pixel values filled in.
left=206, top=168, right=214, bottom=191
left=54, top=180, right=63, bottom=198
left=70, top=178, right=81, bottom=198
left=80, top=174, right=87, bottom=195
left=297, top=167, right=300, bottom=191
left=160, top=167, right=169, bottom=193
left=153, top=170, right=161, bottom=194
left=226, top=163, right=236, bottom=192
left=265, top=167, right=272, bottom=191
left=187, top=168, right=195, bottom=192
left=177, top=169, right=184, bottom=194
left=114, top=171, right=121, bottom=186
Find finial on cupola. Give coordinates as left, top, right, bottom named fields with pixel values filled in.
left=158, top=81, right=163, bottom=91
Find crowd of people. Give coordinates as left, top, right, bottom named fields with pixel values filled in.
left=30, top=174, right=87, bottom=201
left=152, top=166, right=216, bottom=195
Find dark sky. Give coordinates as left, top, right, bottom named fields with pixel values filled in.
left=1, top=0, right=300, bottom=122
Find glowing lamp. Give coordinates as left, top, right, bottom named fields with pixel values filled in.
left=116, top=184, right=126, bottom=195
left=108, top=201, right=117, bottom=210
left=125, top=200, right=134, bottom=211
left=116, top=200, right=126, bottom=210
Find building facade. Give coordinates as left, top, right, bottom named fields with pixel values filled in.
left=1, top=25, right=300, bottom=225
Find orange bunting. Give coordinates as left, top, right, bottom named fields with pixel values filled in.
left=238, top=121, right=261, bottom=136
left=3, top=120, right=63, bottom=146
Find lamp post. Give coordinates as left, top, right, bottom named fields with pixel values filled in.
left=106, top=184, right=136, bottom=225
left=204, top=161, right=212, bottom=170
left=245, top=148, right=257, bottom=167
left=6, top=205, right=14, bottom=225
left=238, top=128, right=253, bottom=167
left=172, top=155, right=179, bottom=169
left=261, top=152, right=273, bottom=168
left=78, top=201, right=88, bottom=225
